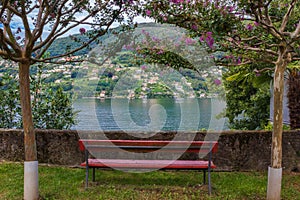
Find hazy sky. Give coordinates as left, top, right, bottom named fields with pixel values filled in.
left=0, top=9, right=154, bottom=41
left=66, top=15, right=154, bottom=37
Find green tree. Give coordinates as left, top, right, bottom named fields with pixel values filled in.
left=35, top=87, right=76, bottom=129
left=145, top=1, right=300, bottom=199
left=0, top=1, right=140, bottom=199
left=31, top=65, right=77, bottom=129
left=223, top=64, right=272, bottom=130
left=0, top=70, right=77, bottom=129
left=0, top=74, right=21, bottom=128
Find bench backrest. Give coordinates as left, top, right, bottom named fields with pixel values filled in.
left=79, top=139, right=218, bottom=154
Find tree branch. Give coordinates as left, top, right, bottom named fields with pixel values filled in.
left=1, top=10, right=22, bottom=53
left=32, top=0, right=66, bottom=44
left=227, top=37, right=278, bottom=56
left=279, top=0, right=297, bottom=33
left=0, top=0, right=9, bottom=17
left=216, top=60, right=253, bottom=67
left=20, top=0, right=34, bottom=55
left=33, top=0, right=84, bottom=51
left=259, top=20, right=283, bottom=40
left=34, top=1, right=122, bottom=60
left=291, top=21, right=300, bottom=39
left=38, top=19, right=114, bottom=61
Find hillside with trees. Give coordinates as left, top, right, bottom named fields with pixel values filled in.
left=0, top=23, right=224, bottom=99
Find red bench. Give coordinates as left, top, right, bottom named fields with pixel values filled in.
left=79, top=139, right=218, bottom=195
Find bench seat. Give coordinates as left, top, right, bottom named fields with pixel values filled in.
left=81, top=158, right=216, bottom=169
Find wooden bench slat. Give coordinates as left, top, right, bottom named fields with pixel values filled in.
left=81, top=159, right=217, bottom=169
left=84, top=146, right=215, bottom=153
left=79, top=139, right=218, bottom=146
left=79, top=140, right=218, bottom=153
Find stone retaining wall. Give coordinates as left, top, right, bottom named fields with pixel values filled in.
left=0, top=129, right=299, bottom=171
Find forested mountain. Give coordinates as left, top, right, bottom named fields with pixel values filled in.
left=47, top=30, right=109, bottom=56
left=47, top=23, right=176, bottom=56
left=0, top=23, right=223, bottom=99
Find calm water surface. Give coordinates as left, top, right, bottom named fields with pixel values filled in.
left=72, top=98, right=226, bottom=131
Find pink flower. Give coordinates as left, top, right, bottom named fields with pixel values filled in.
left=170, top=0, right=184, bottom=4
left=191, top=24, right=198, bottom=31
left=199, top=32, right=215, bottom=48
left=123, top=44, right=133, bottom=50
left=199, top=35, right=205, bottom=42
left=141, top=65, right=147, bottom=70
left=227, top=6, right=234, bottom=13
left=157, top=49, right=164, bottom=55
left=206, top=35, right=214, bottom=49
left=145, top=10, right=152, bottom=16
left=152, top=37, right=160, bottom=42
left=246, top=23, right=253, bottom=31
left=214, top=79, right=221, bottom=86
left=79, top=28, right=86, bottom=35
left=185, top=37, right=195, bottom=45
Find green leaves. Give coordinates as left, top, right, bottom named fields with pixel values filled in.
left=137, top=47, right=197, bottom=72
left=0, top=74, right=22, bottom=129
left=31, top=64, right=77, bottom=130
left=222, top=64, right=272, bottom=130
left=0, top=69, right=77, bottom=129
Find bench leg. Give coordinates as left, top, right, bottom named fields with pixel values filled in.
left=85, top=166, right=89, bottom=189
left=208, top=169, right=212, bottom=195
left=208, top=143, right=213, bottom=195
left=92, top=168, right=96, bottom=182
left=85, top=150, right=89, bottom=189
left=203, top=170, right=212, bottom=195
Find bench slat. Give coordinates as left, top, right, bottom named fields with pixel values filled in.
left=81, top=159, right=216, bottom=169
left=79, top=140, right=218, bottom=153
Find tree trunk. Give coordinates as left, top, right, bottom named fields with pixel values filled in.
left=19, top=62, right=37, bottom=161
left=19, top=62, right=39, bottom=200
left=267, top=56, right=286, bottom=200
left=271, top=60, right=285, bottom=169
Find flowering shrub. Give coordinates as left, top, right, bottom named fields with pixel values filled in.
left=143, top=0, right=300, bottom=67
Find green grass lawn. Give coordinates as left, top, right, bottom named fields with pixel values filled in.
left=0, top=162, right=299, bottom=200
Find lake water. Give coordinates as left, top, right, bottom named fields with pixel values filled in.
left=72, top=98, right=227, bottom=131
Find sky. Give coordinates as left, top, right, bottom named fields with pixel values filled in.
left=67, top=16, right=154, bottom=37
left=0, top=6, right=154, bottom=41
